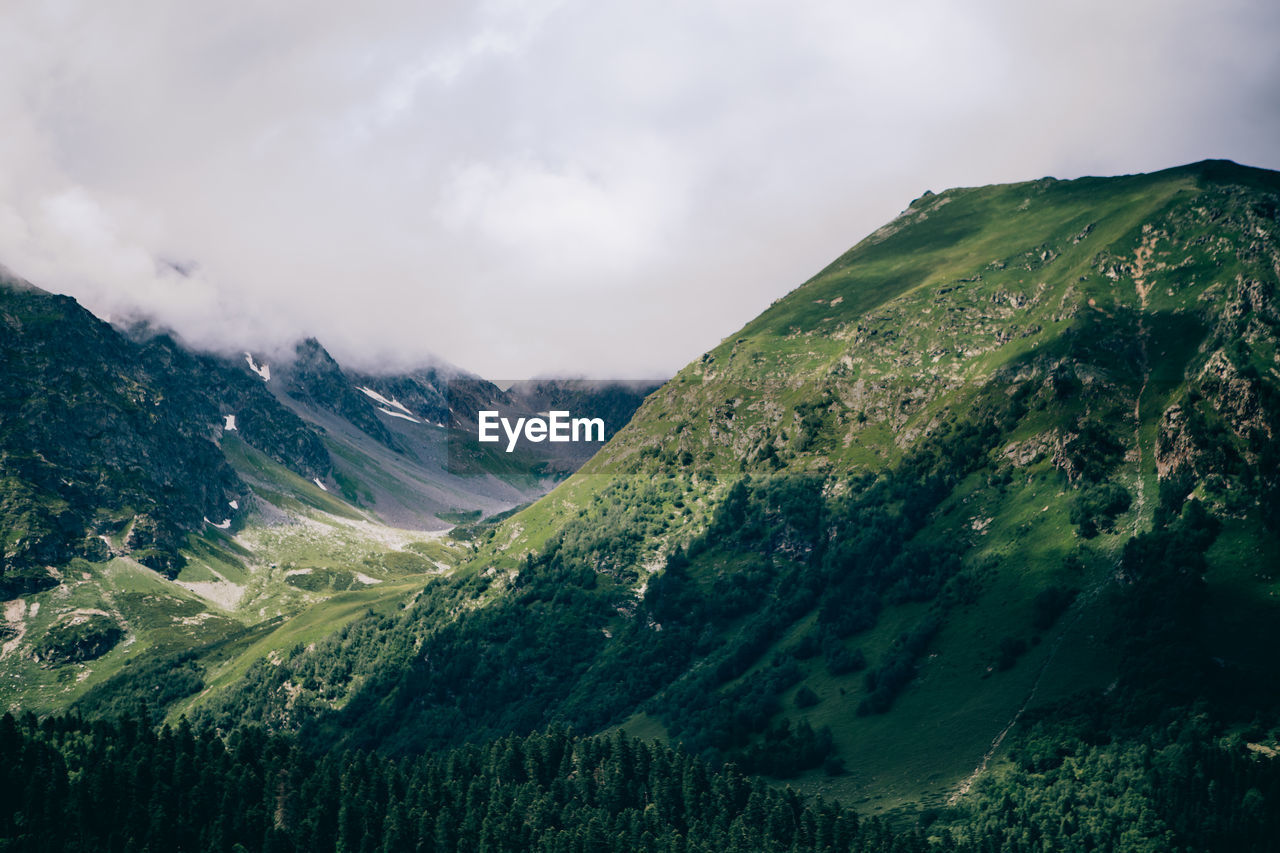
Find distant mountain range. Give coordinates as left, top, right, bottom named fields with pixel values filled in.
left=0, top=273, right=656, bottom=715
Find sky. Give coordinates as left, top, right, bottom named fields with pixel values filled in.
left=1, top=0, right=1278, bottom=379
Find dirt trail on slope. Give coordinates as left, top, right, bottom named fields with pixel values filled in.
left=947, top=568, right=1117, bottom=805
left=947, top=660, right=1046, bottom=804
left=1130, top=229, right=1156, bottom=533
left=949, top=232, right=1157, bottom=805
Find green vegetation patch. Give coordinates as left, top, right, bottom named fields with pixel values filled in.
left=284, top=568, right=370, bottom=592
left=33, top=612, right=124, bottom=666
left=436, top=508, right=482, bottom=524
left=368, top=550, right=433, bottom=574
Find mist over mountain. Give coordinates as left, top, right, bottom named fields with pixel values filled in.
left=0, top=273, right=657, bottom=578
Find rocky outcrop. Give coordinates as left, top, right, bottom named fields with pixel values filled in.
left=133, top=333, right=333, bottom=481
left=1155, top=404, right=1199, bottom=482
left=33, top=611, right=124, bottom=666
left=280, top=338, right=400, bottom=449
left=1198, top=350, right=1275, bottom=444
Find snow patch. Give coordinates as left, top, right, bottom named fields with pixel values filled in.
left=244, top=353, right=270, bottom=381
left=357, top=385, right=395, bottom=407
left=204, top=517, right=231, bottom=530
left=223, top=414, right=237, bottom=431
left=357, top=386, right=414, bottom=416
left=313, top=478, right=328, bottom=491
left=229, top=500, right=239, bottom=510
left=378, top=407, right=422, bottom=423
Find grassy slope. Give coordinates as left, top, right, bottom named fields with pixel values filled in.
left=0, top=433, right=463, bottom=720
left=168, top=440, right=465, bottom=720
left=446, top=161, right=1280, bottom=811
left=471, top=166, right=1198, bottom=567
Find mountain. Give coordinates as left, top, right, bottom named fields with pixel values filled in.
left=0, top=275, right=655, bottom=716
left=271, top=340, right=662, bottom=526
left=279, top=337, right=405, bottom=451
left=3, top=160, right=1279, bottom=850
left=0, top=279, right=327, bottom=579
left=169, top=161, right=1280, bottom=837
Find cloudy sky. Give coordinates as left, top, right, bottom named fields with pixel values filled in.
left=2, top=0, right=1278, bottom=378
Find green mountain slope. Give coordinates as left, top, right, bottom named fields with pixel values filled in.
left=187, top=160, right=1280, bottom=822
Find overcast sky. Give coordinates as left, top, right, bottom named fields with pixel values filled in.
left=2, top=0, right=1278, bottom=378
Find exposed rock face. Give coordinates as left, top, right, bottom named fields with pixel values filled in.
left=1221, top=278, right=1280, bottom=332
left=1002, top=431, right=1055, bottom=467
left=1155, top=404, right=1198, bottom=482
left=347, top=367, right=458, bottom=427
left=0, top=277, right=336, bottom=580
left=1154, top=271, right=1280, bottom=514
left=280, top=338, right=400, bottom=449
left=1, top=279, right=240, bottom=575
left=132, top=333, right=332, bottom=480
left=1198, top=350, right=1275, bottom=444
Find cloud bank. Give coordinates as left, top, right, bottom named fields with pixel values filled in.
left=1, top=0, right=1277, bottom=377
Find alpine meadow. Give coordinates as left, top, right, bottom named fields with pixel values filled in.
left=2, top=160, right=1280, bottom=852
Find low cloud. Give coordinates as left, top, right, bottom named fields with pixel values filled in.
left=1, top=0, right=1277, bottom=377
